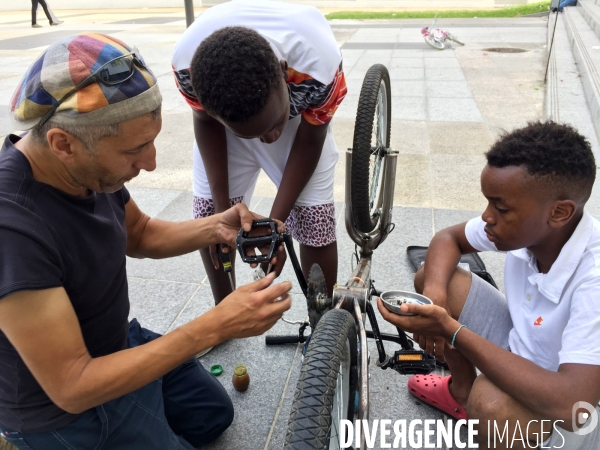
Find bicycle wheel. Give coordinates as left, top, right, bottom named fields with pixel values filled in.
left=284, top=309, right=358, bottom=449
left=447, top=33, right=464, bottom=46
left=351, top=64, right=392, bottom=233
left=424, top=35, right=445, bottom=50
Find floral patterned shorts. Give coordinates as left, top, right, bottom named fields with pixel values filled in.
left=193, top=197, right=336, bottom=247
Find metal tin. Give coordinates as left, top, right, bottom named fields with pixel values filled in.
left=380, top=290, right=433, bottom=316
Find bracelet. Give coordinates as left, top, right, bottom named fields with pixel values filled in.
left=450, top=324, right=467, bottom=348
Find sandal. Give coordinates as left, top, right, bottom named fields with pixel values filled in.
left=408, top=374, right=468, bottom=420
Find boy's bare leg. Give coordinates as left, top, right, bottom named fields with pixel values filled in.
left=415, top=267, right=554, bottom=448
left=200, top=247, right=235, bottom=305
left=300, top=241, right=337, bottom=298
left=469, top=375, right=553, bottom=449
left=414, top=266, right=477, bottom=406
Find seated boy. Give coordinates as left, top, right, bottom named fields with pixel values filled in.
left=378, top=121, right=600, bottom=449
left=171, top=0, right=346, bottom=313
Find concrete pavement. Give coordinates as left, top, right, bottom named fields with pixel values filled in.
left=0, top=8, right=590, bottom=450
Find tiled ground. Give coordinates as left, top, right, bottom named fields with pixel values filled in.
left=2, top=9, right=596, bottom=450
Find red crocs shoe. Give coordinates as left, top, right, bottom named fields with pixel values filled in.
left=408, top=374, right=468, bottom=420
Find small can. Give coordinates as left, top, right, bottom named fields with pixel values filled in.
left=232, top=364, right=250, bottom=392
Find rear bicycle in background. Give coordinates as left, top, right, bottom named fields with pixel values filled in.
left=421, top=13, right=465, bottom=50
left=236, top=65, right=437, bottom=450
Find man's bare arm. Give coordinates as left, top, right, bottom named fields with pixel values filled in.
left=269, top=117, right=328, bottom=222
left=0, top=277, right=290, bottom=414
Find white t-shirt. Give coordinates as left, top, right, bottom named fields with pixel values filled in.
left=171, top=0, right=346, bottom=126
left=465, top=211, right=600, bottom=372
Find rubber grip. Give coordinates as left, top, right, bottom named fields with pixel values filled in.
left=265, top=335, right=302, bottom=345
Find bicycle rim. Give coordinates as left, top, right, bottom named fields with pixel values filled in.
left=368, top=83, right=388, bottom=220
left=329, top=340, right=351, bottom=449
left=424, top=35, right=445, bottom=50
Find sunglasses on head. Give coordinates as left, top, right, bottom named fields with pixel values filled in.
left=38, top=46, right=147, bottom=128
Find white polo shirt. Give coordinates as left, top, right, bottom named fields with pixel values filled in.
left=465, top=211, right=600, bottom=372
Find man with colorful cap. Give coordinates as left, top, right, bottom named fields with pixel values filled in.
left=0, top=33, right=291, bottom=449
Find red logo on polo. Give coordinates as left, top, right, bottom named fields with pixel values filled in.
left=534, top=316, right=543, bottom=326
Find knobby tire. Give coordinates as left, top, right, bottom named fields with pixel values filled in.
left=284, top=309, right=358, bottom=449
left=351, top=64, right=392, bottom=233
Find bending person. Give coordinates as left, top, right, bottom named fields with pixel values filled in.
left=172, top=0, right=346, bottom=318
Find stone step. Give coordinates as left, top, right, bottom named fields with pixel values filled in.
left=563, top=6, right=600, bottom=148
left=545, top=12, right=600, bottom=159
left=578, top=0, right=600, bottom=41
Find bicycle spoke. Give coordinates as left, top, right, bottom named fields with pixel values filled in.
left=368, top=79, right=387, bottom=215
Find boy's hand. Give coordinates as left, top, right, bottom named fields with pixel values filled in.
left=413, top=289, right=448, bottom=362
left=377, top=298, right=458, bottom=361
left=210, top=273, right=292, bottom=339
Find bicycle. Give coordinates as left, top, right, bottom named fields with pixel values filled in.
left=235, top=64, right=437, bottom=450
left=421, top=14, right=465, bottom=50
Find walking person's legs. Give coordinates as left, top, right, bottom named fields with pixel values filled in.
left=43, top=1, right=63, bottom=25
left=37, top=0, right=52, bottom=24
left=31, top=0, right=40, bottom=26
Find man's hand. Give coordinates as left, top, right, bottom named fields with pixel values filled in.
left=377, top=298, right=458, bottom=360
left=209, top=272, right=292, bottom=339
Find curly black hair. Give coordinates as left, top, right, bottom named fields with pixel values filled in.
left=486, top=121, right=596, bottom=204
left=190, top=26, right=282, bottom=122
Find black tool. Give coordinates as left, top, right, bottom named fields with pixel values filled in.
left=218, top=244, right=235, bottom=291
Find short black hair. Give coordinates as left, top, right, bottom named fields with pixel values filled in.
left=486, top=121, right=596, bottom=204
left=190, top=26, right=282, bottom=122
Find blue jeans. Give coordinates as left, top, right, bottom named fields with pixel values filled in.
left=0, top=319, right=234, bottom=449
left=559, top=0, right=577, bottom=10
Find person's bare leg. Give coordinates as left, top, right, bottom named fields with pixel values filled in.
left=299, top=241, right=337, bottom=298
left=414, top=265, right=477, bottom=407
left=468, top=375, right=551, bottom=449
left=199, top=247, right=235, bottom=305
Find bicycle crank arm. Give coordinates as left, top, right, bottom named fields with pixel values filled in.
left=365, top=330, right=414, bottom=349
left=281, top=233, right=308, bottom=297
left=265, top=320, right=309, bottom=345
left=265, top=335, right=307, bottom=345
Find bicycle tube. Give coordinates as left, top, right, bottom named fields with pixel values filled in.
left=351, top=64, right=392, bottom=233
left=448, top=33, right=464, bottom=45
left=284, top=309, right=358, bottom=449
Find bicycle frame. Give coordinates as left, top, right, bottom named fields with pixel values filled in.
left=241, top=65, right=436, bottom=450
left=330, top=148, right=397, bottom=449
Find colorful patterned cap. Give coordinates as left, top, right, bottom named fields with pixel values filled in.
left=9, top=33, right=162, bottom=130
